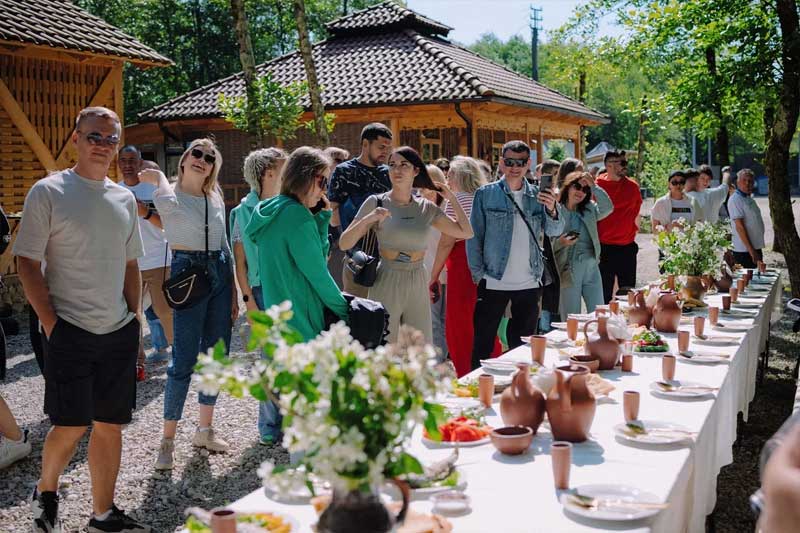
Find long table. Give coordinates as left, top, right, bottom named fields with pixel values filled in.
left=224, top=272, right=782, bottom=533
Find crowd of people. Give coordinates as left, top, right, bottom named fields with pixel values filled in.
left=0, top=106, right=777, bottom=532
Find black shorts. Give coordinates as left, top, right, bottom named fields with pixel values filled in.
left=42, top=317, right=139, bottom=426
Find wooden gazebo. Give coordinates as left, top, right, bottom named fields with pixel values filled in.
left=0, top=0, right=170, bottom=279
left=126, top=1, right=607, bottom=208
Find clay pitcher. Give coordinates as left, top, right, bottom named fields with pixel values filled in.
left=500, top=363, right=546, bottom=435
left=628, top=290, right=653, bottom=328
left=714, top=267, right=733, bottom=292
left=583, top=317, right=620, bottom=371
left=546, top=365, right=596, bottom=443
left=653, top=291, right=682, bottom=333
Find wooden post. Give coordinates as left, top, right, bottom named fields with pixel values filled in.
left=390, top=117, right=400, bottom=144
left=536, top=126, right=544, bottom=163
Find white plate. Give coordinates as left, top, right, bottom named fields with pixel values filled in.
left=551, top=321, right=568, bottom=330
left=732, top=302, right=761, bottom=310
left=677, top=351, right=731, bottom=364
left=721, top=309, right=757, bottom=318
left=712, top=323, right=751, bottom=333
left=421, top=435, right=491, bottom=448
left=561, top=484, right=665, bottom=521
left=263, top=479, right=330, bottom=504
left=437, top=397, right=483, bottom=414
left=649, top=380, right=716, bottom=398
left=613, top=420, right=694, bottom=445
left=692, top=334, right=739, bottom=345
left=404, top=469, right=468, bottom=496
left=479, top=359, right=519, bottom=375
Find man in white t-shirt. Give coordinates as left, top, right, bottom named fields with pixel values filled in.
left=685, top=165, right=731, bottom=223
left=15, top=106, right=150, bottom=532
left=118, top=146, right=173, bottom=377
left=727, top=168, right=766, bottom=268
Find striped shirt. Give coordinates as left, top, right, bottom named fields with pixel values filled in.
left=444, top=191, right=475, bottom=219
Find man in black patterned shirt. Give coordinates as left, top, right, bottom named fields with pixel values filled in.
left=328, top=123, right=393, bottom=296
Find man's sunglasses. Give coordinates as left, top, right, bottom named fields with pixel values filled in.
left=670, top=179, right=686, bottom=186
left=191, top=148, right=216, bottom=165
left=79, top=131, right=120, bottom=147
left=503, top=157, right=529, bottom=168
left=572, top=182, right=591, bottom=193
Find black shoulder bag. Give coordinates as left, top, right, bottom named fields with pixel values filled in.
left=345, top=195, right=383, bottom=287
left=162, top=194, right=212, bottom=309
left=505, top=191, right=557, bottom=287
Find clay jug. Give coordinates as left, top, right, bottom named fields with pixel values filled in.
left=653, top=291, right=682, bottom=333
left=714, top=267, right=733, bottom=292
left=680, top=275, right=707, bottom=302
left=500, top=363, right=546, bottom=435
left=583, top=317, right=620, bottom=371
left=546, top=365, right=596, bottom=443
left=628, top=290, right=653, bottom=328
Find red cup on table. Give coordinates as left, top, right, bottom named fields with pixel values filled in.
left=722, top=295, right=732, bottom=310
left=662, top=354, right=677, bottom=381
left=730, top=287, right=739, bottom=303
left=708, top=306, right=720, bottom=326
left=694, top=316, right=705, bottom=337
left=478, top=374, right=494, bottom=408
left=736, top=278, right=746, bottom=294
left=758, top=261, right=767, bottom=274
left=567, top=317, right=579, bottom=341
left=530, top=335, right=547, bottom=365
left=621, top=354, right=634, bottom=372
left=551, top=441, right=572, bottom=490
left=609, top=301, right=620, bottom=314
left=623, top=390, right=640, bottom=422
left=678, top=330, right=690, bottom=353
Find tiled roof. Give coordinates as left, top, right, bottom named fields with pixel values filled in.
left=0, top=0, right=171, bottom=66
left=326, top=1, right=451, bottom=37
left=139, top=4, right=604, bottom=123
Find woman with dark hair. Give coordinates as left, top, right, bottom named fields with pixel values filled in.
left=552, top=171, right=613, bottom=317
left=339, top=147, right=473, bottom=342
left=245, top=146, right=348, bottom=341
left=556, top=157, right=584, bottom=188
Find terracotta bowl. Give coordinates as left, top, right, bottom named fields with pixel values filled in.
left=569, top=355, right=600, bottom=373
left=490, top=425, right=533, bottom=455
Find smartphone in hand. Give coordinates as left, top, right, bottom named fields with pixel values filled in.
left=310, top=198, right=326, bottom=214
left=539, top=173, right=554, bottom=190
left=565, top=230, right=580, bottom=240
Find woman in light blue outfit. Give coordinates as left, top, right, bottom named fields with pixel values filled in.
left=552, top=170, right=613, bottom=317
left=229, top=147, right=288, bottom=445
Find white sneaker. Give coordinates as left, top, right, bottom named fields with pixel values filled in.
left=154, top=438, right=174, bottom=471
left=191, top=428, right=229, bottom=452
left=0, top=429, right=31, bottom=469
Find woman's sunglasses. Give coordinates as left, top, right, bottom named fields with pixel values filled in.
left=572, top=182, right=591, bottom=193
left=317, top=174, right=329, bottom=190
left=191, top=148, right=216, bottom=165
left=670, top=179, right=686, bottom=186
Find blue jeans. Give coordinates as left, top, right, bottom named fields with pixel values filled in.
left=431, top=284, right=447, bottom=363
left=252, top=286, right=284, bottom=440
left=163, top=251, right=232, bottom=421
left=145, top=306, right=169, bottom=352
left=559, top=257, right=605, bottom=317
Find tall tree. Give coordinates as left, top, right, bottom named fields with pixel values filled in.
left=293, top=0, right=330, bottom=145
left=230, top=0, right=262, bottom=147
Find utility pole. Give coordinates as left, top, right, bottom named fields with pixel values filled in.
left=530, top=5, right=542, bottom=81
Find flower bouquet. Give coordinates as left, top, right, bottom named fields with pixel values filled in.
left=656, top=220, right=730, bottom=303
left=195, top=302, right=446, bottom=533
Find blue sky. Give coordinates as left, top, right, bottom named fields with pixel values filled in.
left=405, top=0, right=622, bottom=45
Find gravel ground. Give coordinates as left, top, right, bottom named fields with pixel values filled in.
left=1, top=206, right=797, bottom=532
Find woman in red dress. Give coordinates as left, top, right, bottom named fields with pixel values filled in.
left=429, top=156, right=501, bottom=376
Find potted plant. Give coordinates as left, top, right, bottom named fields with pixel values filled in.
left=195, top=302, right=446, bottom=533
left=655, top=220, right=730, bottom=303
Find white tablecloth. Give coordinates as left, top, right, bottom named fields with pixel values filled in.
left=225, top=273, right=781, bottom=533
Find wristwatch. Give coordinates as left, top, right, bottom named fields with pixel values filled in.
left=242, top=294, right=250, bottom=303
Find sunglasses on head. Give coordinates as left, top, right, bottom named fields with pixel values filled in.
left=503, top=157, right=529, bottom=168
left=191, top=148, right=216, bottom=165
left=572, top=182, right=591, bottom=193
left=80, top=131, right=120, bottom=147
left=670, top=179, right=686, bottom=186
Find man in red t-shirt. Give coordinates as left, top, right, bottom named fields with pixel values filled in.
left=596, top=150, right=642, bottom=303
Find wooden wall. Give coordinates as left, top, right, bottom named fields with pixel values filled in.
left=0, top=54, right=124, bottom=214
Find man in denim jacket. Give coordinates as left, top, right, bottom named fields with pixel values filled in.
left=467, top=141, right=564, bottom=369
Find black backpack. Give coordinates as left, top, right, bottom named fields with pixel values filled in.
left=0, top=206, right=10, bottom=256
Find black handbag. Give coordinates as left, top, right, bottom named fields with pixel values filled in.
left=324, top=294, right=390, bottom=349
left=162, top=194, right=212, bottom=310
left=345, top=195, right=383, bottom=287
left=505, top=191, right=558, bottom=287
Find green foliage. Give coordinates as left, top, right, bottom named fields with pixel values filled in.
left=656, top=221, right=730, bottom=276
left=545, top=140, right=566, bottom=161
left=75, top=0, right=386, bottom=122
left=218, top=72, right=309, bottom=141
left=639, top=137, right=687, bottom=199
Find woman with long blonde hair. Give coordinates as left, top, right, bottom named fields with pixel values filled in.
left=140, top=138, right=237, bottom=470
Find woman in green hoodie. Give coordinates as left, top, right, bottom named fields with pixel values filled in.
left=230, top=147, right=287, bottom=313
left=245, top=147, right=349, bottom=341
